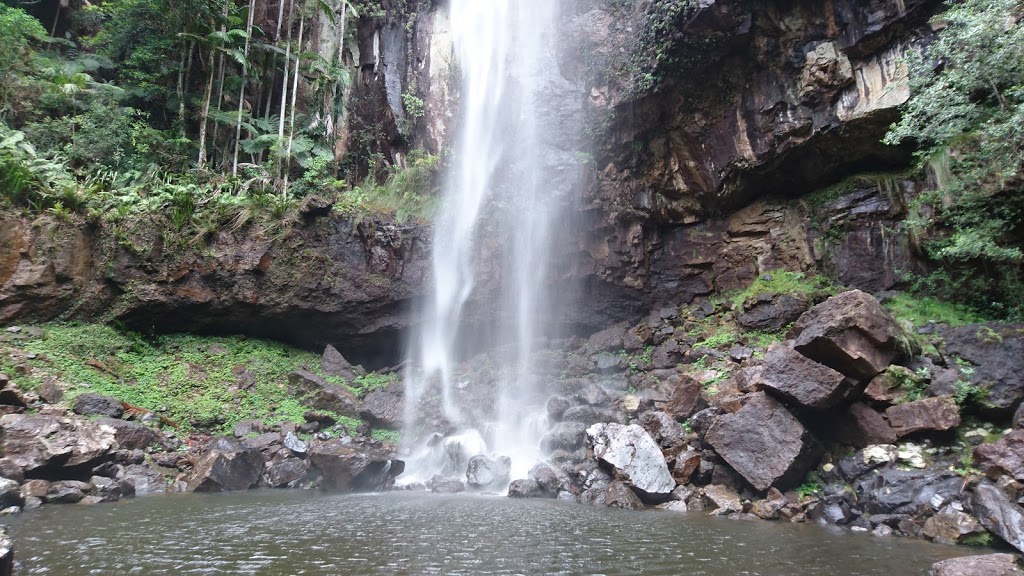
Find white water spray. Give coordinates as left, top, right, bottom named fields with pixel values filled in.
left=402, top=0, right=578, bottom=483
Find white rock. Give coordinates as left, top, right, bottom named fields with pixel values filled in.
left=587, top=423, right=675, bottom=496
left=862, top=444, right=897, bottom=465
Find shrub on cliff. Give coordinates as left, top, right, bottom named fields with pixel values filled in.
left=885, top=0, right=1024, bottom=318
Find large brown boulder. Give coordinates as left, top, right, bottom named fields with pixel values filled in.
left=0, top=414, right=117, bottom=476
left=930, top=554, right=1024, bottom=576
left=95, top=418, right=159, bottom=451
left=736, top=294, right=808, bottom=333
left=307, top=439, right=404, bottom=492
left=832, top=402, right=897, bottom=446
left=975, top=430, right=1024, bottom=482
left=287, top=369, right=360, bottom=419
left=705, top=393, right=822, bottom=491
left=755, top=344, right=852, bottom=410
left=185, top=437, right=265, bottom=492
left=789, top=290, right=914, bottom=380
left=664, top=373, right=704, bottom=420
left=884, top=397, right=960, bottom=437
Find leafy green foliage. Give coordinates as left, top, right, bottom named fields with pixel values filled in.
left=4, top=322, right=377, bottom=435
left=338, top=151, right=440, bottom=223
left=885, top=0, right=1024, bottom=318
left=796, top=482, right=822, bottom=499
left=882, top=292, right=986, bottom=327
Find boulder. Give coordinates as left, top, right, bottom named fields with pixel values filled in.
left=465, top=455, right=511, bottom=490
left=638, top=411, right=686, bottom=449
left=922, top=505, right=984, bottom=545
left=118, top=464, right=166, bottom=496
left=605, top=481, right=644, bottom=509
left=885, top=397, right=961, bottom=437
left=864, top=366, right=926, bottom=404
left=0, top=479, right=21, bottom=509
left=705, top=392, right=823, bottom=491
left=671, top=448, right=702, bottom=485
left=243, top=432, right=282, bottom=451
left=541, top=422, right=587, bottom=453
left=664, top=374, right=704, bottom=420
left=0, top=414, right=117, bottom=476
left=47, top=480, right=89, bottom=503
left=72, top=393, right=124, bottom=418
left=973, top=480, right=1024, bottom=553
left=321, top=345, right=359, bottom=380
left=650, top=339, right=685, bottom=369
left=930, top=554, right=1023, bottom=576
left=975, top=430, right=1024, bottom=482
left=755, top=344, right=852, bottom=410
left=95, top=418, right=158, bottom=451
left=833, top=402, right=897, bottom=447
left=359, top=382, right=403, bottom=429
left=232, top=419, right=265, bottom=438
left=0, top=526, right=12, bottom=576
left=266, top=457, right=311, bottom=487
left=508, top=479, right=544, bottom=498
left=858, top=467, right=962, bottom=516
left=185, top=437, right=265, bottom=492
left=737, top=294, right=808, bottom=332
left=587, top=423, right=675, bottom=499
left=426, top=476, right=465, bottom=494
left=545, top=396, right=571, bottom=421
left=703, top=484, right=742, bottom=513
left=287, top=369, right=360, bottom=419
left=587, top=322, right=628, bottom=353
left=88, top=475, right=125, bottom=503
left=282, top=432, right=308, bottom=455
left=751, top=488, right=789, bottom=520
left=789, top=290, right=913, bottom=380
left=528, top=463, right=560, bottom=494
left=307, top=438, right=404, bottom=492
left=0, top=459, right=23, bottom=484
left=561, top=406, right=624, bottom=425
left=941, top=323, right=1024, bottom=414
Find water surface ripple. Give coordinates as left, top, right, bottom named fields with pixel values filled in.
left=9, top=491, right=972, bottom=575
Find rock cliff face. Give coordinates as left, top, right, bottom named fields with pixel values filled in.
left=0, top=214, right=427, bottom=368
left=1, top=0, right=940, bottom=359
left=566, top=0, right=940, bottom=323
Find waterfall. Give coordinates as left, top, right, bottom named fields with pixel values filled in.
left=402, top=0, right=579, bottom=484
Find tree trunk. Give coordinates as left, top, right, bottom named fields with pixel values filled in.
left=283, top=9, right=306, bottom=196
left=177, top=41, right=196, bottom=138
left=232, top=0, right=258, bottom=176
left=278, top=0, right=296, bottom=141
left=212, top=0, right=230, bottom=169
left=197, top=48, right=216, bottom=169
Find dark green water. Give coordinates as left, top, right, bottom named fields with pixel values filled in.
left=7, top=491, right=974, bottom=575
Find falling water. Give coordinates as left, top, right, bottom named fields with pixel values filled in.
left=402, top=0, right=578, bottom=483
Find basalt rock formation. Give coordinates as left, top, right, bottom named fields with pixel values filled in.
left=2, top=0, right=943, bottom=360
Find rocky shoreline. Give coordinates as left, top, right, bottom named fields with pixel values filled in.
left=1, top=290, right=1023, bottom=574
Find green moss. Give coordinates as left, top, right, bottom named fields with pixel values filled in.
left=960, top=533, right=993, bottom=547
left=729, top=270, right=836, bottom=312
left=371, top=428, right=400, bottom=443
left=883, top=293, right=986, bottom=328
left=7, top=322, right=371, bottom=435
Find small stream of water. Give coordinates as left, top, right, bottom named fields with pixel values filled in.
left=8, top=491, right=973, bottom=575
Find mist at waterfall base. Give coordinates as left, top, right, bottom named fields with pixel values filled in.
left=401, top=0, right=581, bottom=485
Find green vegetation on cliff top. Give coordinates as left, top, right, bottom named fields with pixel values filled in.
left=0, top=1, right=437, bottom=234
left=0, top=322, right=398, bottom=436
